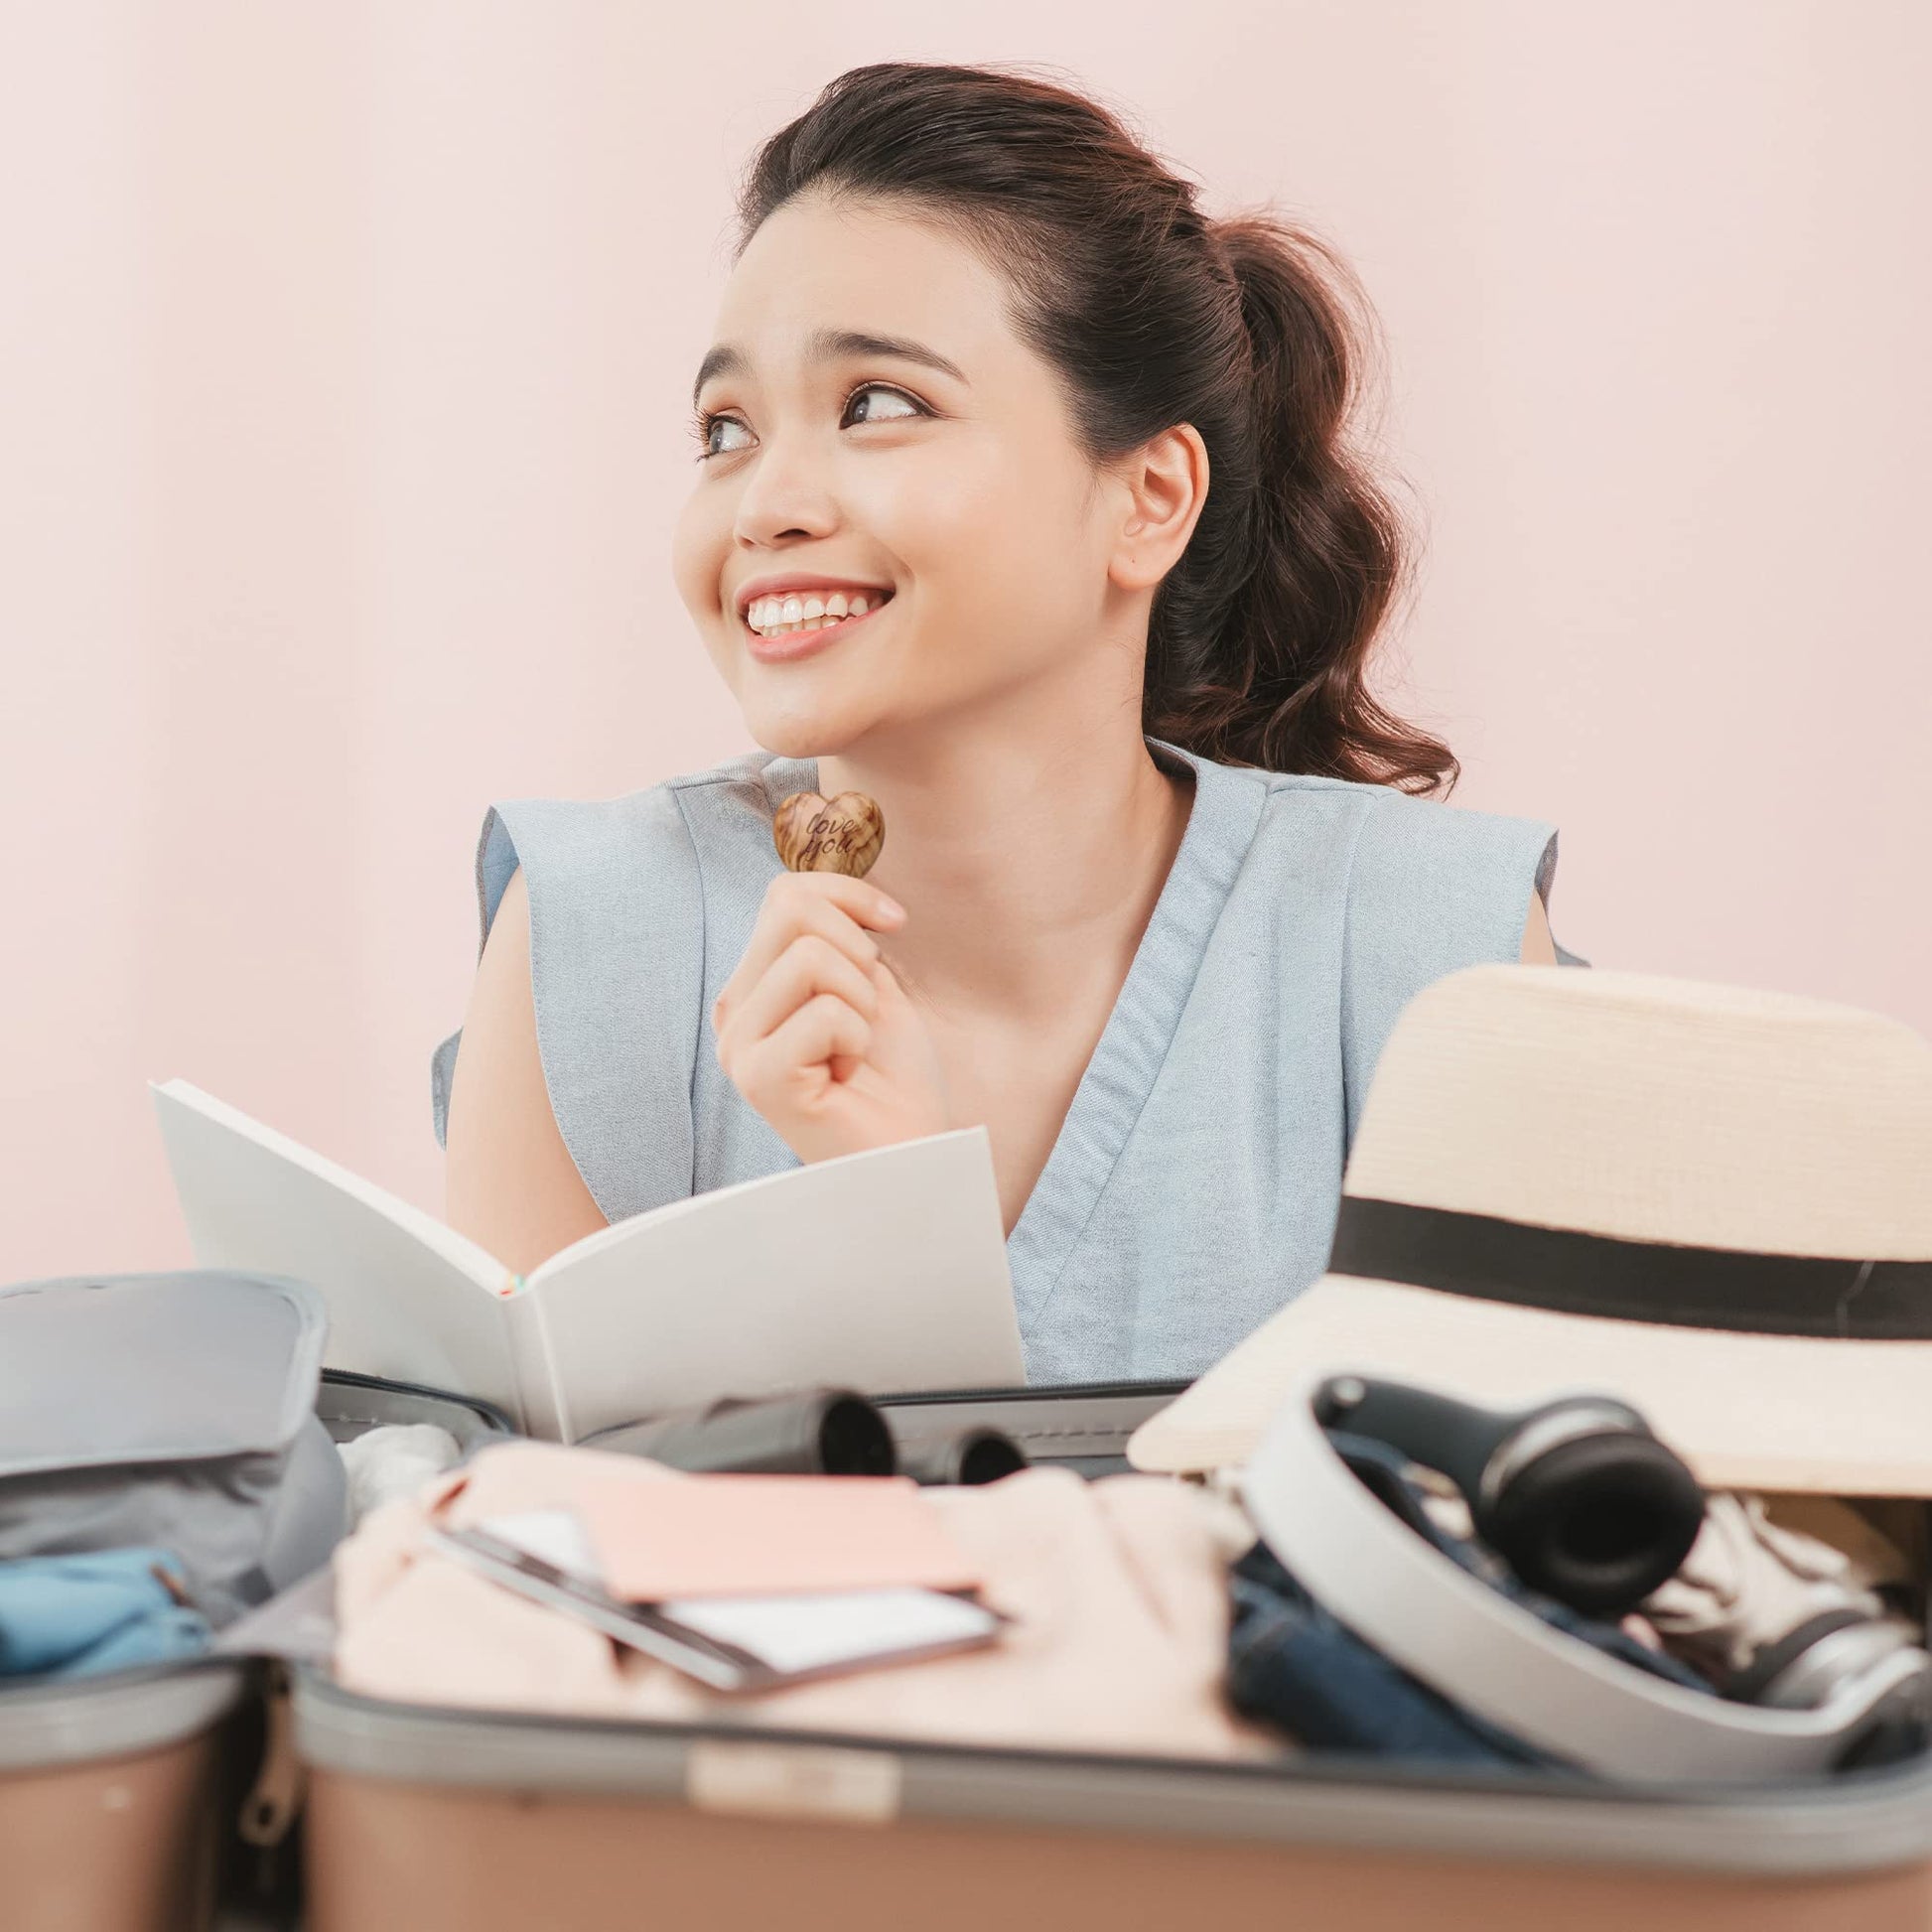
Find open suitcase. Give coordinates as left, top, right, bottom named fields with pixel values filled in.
left=290, top=1383, right=1932, bottom=1932
left=0, top=1370, right=512, bottom=1932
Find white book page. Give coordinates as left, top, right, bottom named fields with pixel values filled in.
left=527, top=1127, right=1025, bottom=1442
left=150, top=1079, right=525, bottom=1426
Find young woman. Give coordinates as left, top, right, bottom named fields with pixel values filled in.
left=435, top=63, right=1573, bottom=1385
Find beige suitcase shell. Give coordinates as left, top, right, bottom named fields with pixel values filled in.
left=0, top=1660, right=250, bottom=1932
left=292, top=1384, right=1932, bottom=1932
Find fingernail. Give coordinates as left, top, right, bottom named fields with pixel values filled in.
left=878, top=896, right=906, bottom=920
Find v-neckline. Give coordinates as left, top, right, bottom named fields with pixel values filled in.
left=759, top=735, right=1266, bottom=1329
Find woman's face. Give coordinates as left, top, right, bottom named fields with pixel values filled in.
left=672, top=192, right=1124, bottom=759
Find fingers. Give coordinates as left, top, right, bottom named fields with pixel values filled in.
left=713, top=872, right=904, bottom=1034
left=830, top=957, right=897, bottom=1082
left=723, top=933, right=881, bottom=1053
left=731, top=993, right=872, bottom=1108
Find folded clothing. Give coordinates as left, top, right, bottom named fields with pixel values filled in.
left=1643, top=1491, right=1923, bottom=1701
left=333, top=1440, right=1278, bottom=1761
left=0, top=1549, right=212, bottom=1680
left=1226, top=1432, right=1710, bottom=1769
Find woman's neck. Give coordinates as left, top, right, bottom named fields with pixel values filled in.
left=814, top=715, right=1194, bottom=1026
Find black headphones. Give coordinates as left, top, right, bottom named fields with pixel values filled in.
left=1313, top=1374, right=1708, bottom=1616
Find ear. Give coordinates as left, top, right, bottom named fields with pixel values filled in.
left=1104, top=423, right=1210, bottom=596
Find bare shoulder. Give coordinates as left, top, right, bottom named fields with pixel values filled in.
left=443, top=866, right=608, bottom=1273
left=1519, top=888, right=1559, bottom=964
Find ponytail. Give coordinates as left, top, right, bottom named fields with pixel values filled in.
left=738, top=64, right=1458, bottom=793
left=1153, top=213, right=1454, bottom=790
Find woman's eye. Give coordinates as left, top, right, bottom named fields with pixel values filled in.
left=703, top=414, right=754, bottom=458
left=842, top=383, right=923, bottom=427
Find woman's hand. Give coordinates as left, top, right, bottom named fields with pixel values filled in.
left=711, top=871, right=953, bottom=1165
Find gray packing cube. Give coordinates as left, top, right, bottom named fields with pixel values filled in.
left=0, top=1270, right=343, bottom=1628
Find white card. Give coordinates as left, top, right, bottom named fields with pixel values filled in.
left=659, top=1587, right=1001, bottom=1676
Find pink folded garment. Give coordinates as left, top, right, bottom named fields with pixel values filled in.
left=333, top=1441, right=1278, bottom=1761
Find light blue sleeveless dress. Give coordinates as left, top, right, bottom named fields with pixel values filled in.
left=431, top=734, right=1581, bottom=1384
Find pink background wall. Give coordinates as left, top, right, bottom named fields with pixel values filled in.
left=5, top=1, right=1927, bottom=1280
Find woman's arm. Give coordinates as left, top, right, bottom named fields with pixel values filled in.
left=1519, top=890, right=1559, bottom=964
left=443, top=865, right=608, bottom=1274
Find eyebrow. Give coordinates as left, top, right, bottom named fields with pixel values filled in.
left=691, top=328, right=969, bottom=407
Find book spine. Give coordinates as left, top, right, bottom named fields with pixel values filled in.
left=505, top=1288, right=570, bottom=1443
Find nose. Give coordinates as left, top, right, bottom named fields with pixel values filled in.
left=731, top=432, right=840, bottom=550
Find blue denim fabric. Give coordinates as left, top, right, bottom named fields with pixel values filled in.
left=1226, top=1432, right=1711, bottom=1768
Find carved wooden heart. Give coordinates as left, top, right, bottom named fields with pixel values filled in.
left=772, top=790, right=886, bottom=878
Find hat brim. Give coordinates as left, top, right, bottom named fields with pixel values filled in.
left=1127, top=1273, right=1932, bottom=1496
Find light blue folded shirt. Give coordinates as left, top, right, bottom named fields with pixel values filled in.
left=433, top=734, right=1578, bottom=1385
left=0, top=1550, right=210, bottom=1680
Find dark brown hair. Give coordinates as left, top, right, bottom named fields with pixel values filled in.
left=735, top=63, right=1456, bottom=793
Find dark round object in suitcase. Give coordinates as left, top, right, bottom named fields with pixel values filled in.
left=814, top=1393, right=898, bottom=1475
left=1315, top=1375, right=1706, bottom=1618
left=582, top=1388, right=898, bottom=1476
left=898, top=1426, right=1029, bottom=1486
left=1489, top=1429, right=1706, bottom=1616
left=953, top=1427, right=1028, bottom=1485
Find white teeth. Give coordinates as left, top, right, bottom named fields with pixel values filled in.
left=743, top=588, right=888, bottom=636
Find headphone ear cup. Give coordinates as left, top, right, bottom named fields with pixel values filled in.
left=1481, top=1431, right=1706, bottom=1616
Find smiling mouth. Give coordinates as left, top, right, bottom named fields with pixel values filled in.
left=741, top=589, right=894, bottom=640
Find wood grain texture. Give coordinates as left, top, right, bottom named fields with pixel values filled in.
left=772, top=791, right=885, bottom=879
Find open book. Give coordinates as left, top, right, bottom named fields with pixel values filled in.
left=151, top=1080, right=1026, bottom=1442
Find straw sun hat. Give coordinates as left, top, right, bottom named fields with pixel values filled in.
left=1129, top=963, right=1932, bottom=1495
